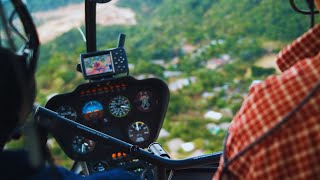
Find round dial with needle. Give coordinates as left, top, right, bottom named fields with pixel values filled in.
left=71, top=136, right=95, bottom=154
left=134, top=91, right=153, bottom=112
left=109, top=96, right=131, bottom=117
left=56, top=105, right=77, bottom=121
left=128, top=121, right=150, bottom=143
left=82, top=100, right=104, bottom=121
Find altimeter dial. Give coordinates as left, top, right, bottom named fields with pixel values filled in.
left=109, top=96, right=131, bottom=117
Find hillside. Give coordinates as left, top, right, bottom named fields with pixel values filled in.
left=38, top=0, right=312, bottom=63
left=119, top=0, right=311, bottom=61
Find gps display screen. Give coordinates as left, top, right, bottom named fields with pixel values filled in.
left=83, top=53, right=114, bottom=77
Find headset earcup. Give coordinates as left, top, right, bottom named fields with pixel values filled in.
left=0, top=47, right=36, bottom=146
left=0, top=47, right=23, bottom=146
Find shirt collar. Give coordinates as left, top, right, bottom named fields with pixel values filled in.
left=276, top=24, right=320, bottom=72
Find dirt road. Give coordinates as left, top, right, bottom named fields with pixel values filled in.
left=33, top=0, right=136, bottom=43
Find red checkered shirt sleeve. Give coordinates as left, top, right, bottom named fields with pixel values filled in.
left=276, top=24, right=320, bottom=72
left=213, top=24, right=320, bottom=180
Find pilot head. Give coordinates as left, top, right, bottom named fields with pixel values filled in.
left=0, top=0, right=39, bottom=148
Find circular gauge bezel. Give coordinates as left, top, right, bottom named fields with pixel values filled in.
left=108, top=96, right=131, bottom=118
left=128, top=121, right=150, bottom=143
left=134, top=91, right=153, bottom=112
left=82, top=100, right=104, bottom=121
left=93, top=162, right=108, bottom=172
left=56, top=105, right=77, bottom=121
left=71, top=135, right=96, bottom=155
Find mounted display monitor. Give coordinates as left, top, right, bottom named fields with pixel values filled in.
left=80, top=48, right=129, bottom=80
left=82, top=51, right=114, bottom=77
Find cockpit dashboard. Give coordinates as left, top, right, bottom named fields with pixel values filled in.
left=45, top=76, right=169, bottom=162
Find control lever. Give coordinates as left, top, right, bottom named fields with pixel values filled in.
left=148, top=143, right=173, bottom=180
left=34, top=106, right=221, bottom=170
left=148, top=143, right=170, bottom=159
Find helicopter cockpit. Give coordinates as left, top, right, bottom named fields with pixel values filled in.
left=35, top=1, right=221, bottom=179
left=2, top=0, right=319, bottom=180
left=44, top=38, right=172, bottom=176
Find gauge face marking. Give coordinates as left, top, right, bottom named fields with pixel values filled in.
left=109, top=96, right=131, bottom=117
left=93, top=162, right=107, bottom=172
left=135, top=91, right=153, bottom=112
left=128, top=121, right=150, bottom=143
left=56, top=105, right=77, bottom=121
left=82, top=100, right=104, bottom=121
left=71, top=136, right=95, bottom=154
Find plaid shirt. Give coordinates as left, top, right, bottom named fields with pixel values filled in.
left=213, top=24, right=320, bottom=180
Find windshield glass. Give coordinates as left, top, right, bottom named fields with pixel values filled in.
left=0, top=1, right=29, bottom=52
left=5, top=0, right=319, bottom=166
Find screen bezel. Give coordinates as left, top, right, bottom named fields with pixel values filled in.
left=80, top=50, right=115, bottom=80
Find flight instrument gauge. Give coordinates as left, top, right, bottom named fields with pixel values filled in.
left=134, top=91, right=153, bottom=112
left=128, top=121, right=150, bottom=143
left=109, top=96, right=131, bottom=117
left=82, top=100, right=104, bottom=121
left=56, top=105, right=77, bottom=121
left=71, top=136, right=95, bottom=154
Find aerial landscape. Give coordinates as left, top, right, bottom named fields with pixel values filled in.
left=7, top=0, right=314, bottom=167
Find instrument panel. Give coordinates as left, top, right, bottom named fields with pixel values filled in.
left=45, top=76, right=169, bottom=161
